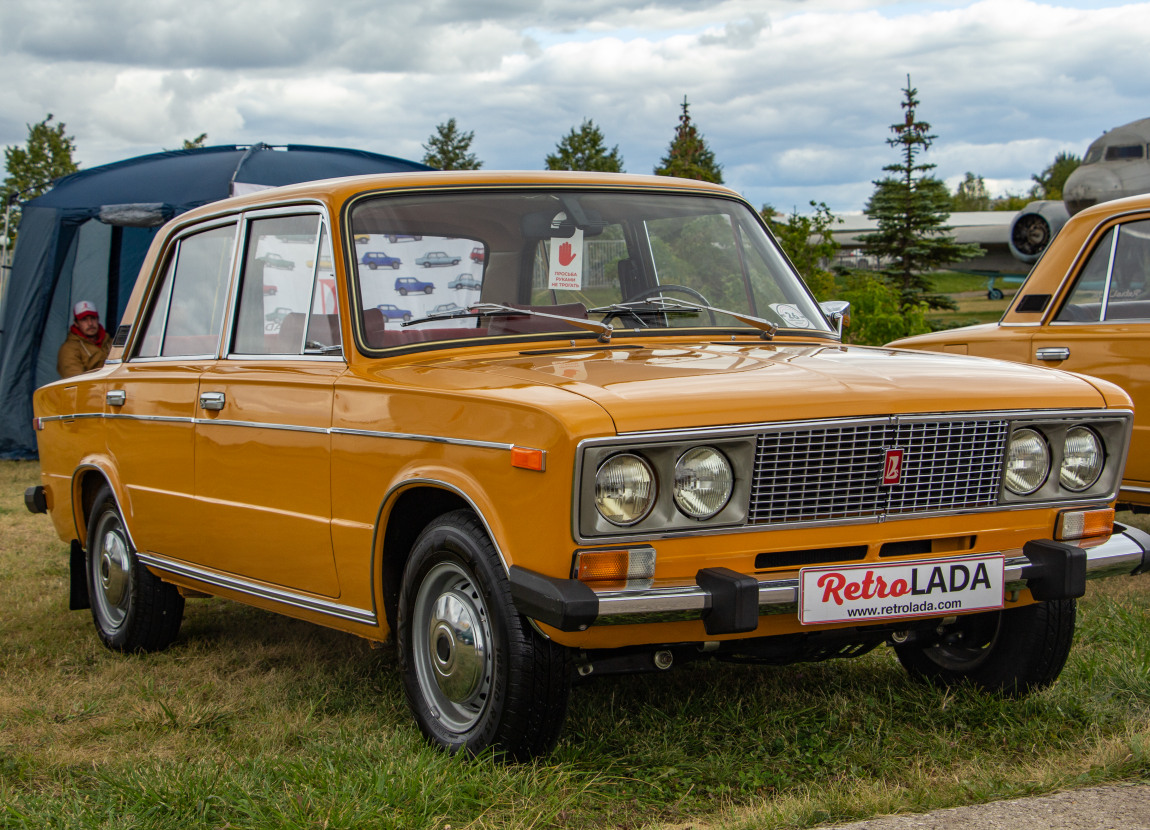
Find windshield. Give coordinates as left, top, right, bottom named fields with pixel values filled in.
left=349, top=188, right=832, bottom=350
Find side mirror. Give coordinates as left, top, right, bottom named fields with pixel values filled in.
left=820, top=300, right=851, bottom=336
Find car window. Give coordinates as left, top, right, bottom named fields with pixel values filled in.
left=231, top=214, right=340, bottom=356
left=350, top=190, right=829, bottom=351
left=135, top=223, right=237, bottom=358
left=1055, top=221, right=1150, bottom=323
left=1105, top=219, right=1150, bottom=319
left=1055, top=227, right=1114, bottom=323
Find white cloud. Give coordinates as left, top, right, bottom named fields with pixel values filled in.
left=0, top=0, right=1147, bottom=213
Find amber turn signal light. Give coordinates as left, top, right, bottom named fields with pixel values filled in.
left=1056, top=507, right=1114, bottom=541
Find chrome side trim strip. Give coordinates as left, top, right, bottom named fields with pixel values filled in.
left=585, top=531, right=1146, bottom=626
left=41, top=411, right=517, bottom=451
left=136, top=552, right=377, bottom=626
left=332, top=427, right=513, bottom=451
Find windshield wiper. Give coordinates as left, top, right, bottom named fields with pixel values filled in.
left=402, top=303, right=613, bottom=343
left=590, top=297, right=779, bottom=340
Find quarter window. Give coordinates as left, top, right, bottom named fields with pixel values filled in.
left=135, top=223, right=237, bottom=358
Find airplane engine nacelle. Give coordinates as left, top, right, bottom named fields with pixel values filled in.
left=1009, top=200, right=1069, bottom=264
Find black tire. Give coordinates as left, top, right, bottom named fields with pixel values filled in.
left=397, top=510, right=570, bottom=759
left=398, top=289, right=407, bottom=296
left=86, top=484, right=184, bottom=653
left=392, top=262, right=401, bottom=270
left=424, top=287, right=433, bottom=294
left=988, top=288, right=1004, bottom=300
left=894, top=599, right=1076, bottom=696
left=368, top=263, right=377, bottom=270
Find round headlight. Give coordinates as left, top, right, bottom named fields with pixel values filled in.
left=673, top=447, right=734, bottom=519
left=1005, top=428, right=1050, bottom=495
left=595, top=453, right=656, bottom=526
left=1060, top=426, right=1104, bottom=491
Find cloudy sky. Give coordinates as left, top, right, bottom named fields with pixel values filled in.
left=0, top=0, right=1146, bottom=214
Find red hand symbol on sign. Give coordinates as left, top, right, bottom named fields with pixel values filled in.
left=558, top=242, right=576, bottom=266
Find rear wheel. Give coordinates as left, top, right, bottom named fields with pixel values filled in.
left=397, top=510, right=570, bottom=759
left=86, top=484, right=184, bottom=652
left=894, top=599, right=1076, bottom=696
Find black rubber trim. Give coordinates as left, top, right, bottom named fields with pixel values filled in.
left=509, top=565, right=599, bottom=631
left=24, top=485, right=47, bottom=514
left=696, top=567, right=759, bottom=635
left=1021, top=539, right=1087, bottom=600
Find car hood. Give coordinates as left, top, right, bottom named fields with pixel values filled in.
left=418, top=339, right=1110, bottom=433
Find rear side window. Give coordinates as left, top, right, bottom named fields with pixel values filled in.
left=135, top=223, right=237, bottom=358
left=230, top=214, right=340, bottom=356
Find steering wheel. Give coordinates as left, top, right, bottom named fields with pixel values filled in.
left=605, top=284, right=717, bottom=326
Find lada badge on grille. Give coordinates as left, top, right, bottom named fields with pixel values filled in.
left=882, top=449, right=904, bottom=486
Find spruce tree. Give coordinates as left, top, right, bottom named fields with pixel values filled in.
left=654, top=97, right=723, bottom=183
left=861, top=77, right=980, bottom=310
left=421, top=118, right=482, bottom=170
left=546, top=119, right=624, bottom=172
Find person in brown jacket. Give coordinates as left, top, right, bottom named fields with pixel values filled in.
left=57, top=300, right=111, bottom=378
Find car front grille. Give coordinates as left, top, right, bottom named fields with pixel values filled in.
left=748, top=418, right=1008, bottom=525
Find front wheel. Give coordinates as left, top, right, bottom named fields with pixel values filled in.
left=86, top=484, right=184, bottom=652
left=894, top=599, right=1076, bottom=696
left=397, top=510, right=570, bottom=759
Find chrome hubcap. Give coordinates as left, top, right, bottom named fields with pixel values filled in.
left=100, top=532, right=130, bottom=608
left=91, top=509, right=132, bottom=632
left=429, top=592, right=486, bottom=701
left=412, top=561, right=494, bottom=732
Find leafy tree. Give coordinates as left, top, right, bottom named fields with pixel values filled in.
left=991, top=192, right=1030, bottom=211
left=182, top=133, right=208, bottom=149
left=654, top=96, right=723, bottom=183
left=1030, top=150, right=1080, bottom=200
left=3, top=114, right=80, bottom=248
left=951, top=172, right=991, bottom=211
left=837, top=271, right=930, bottom=346
left=761, top=201, right=841, bottom=301
left=545, top=119, right=624, bottom=172
left=421, top=118, right=482, bottom=170
left=861, top=77, right=980, bottom=311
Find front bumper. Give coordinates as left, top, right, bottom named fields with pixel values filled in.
left=509, top=523, right=1150, bottom=634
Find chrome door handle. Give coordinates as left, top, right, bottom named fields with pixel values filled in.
left=199, top=391, right=226, bottom=411
left=1036, top=347, right=1070, bottom=362
left=106, top=390, right=126, bottom=407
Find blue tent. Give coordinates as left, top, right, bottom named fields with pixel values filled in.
left=0, top=143, right=432, bottom=458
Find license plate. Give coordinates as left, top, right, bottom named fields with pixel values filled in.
left=798, top=554, right=1005, bottom=625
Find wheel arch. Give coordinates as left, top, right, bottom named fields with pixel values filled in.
left=376, top=480, right=507, bottom=632
left=70, top=463, right=125, bottom=550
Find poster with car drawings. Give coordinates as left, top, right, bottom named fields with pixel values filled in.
left=354, top=234, right=484, bottom=330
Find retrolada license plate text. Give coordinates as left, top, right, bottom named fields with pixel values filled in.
left=799, top=554, right=1005, bottom=625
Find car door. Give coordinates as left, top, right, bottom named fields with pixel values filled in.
left=1034, top=217, right=1150, bottom=491
left=193, top=212, right=344, bottom=598
left=107, top=221, right=237, bottom=556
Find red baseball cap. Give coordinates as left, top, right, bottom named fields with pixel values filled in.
left=73, top=301, right=98, bottom=319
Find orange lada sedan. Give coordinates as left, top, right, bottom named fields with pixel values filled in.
left=25, top=172, right=1150, bottom=759
left=890, top=192, right=1150, bottom=511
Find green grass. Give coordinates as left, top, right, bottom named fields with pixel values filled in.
left=2, top=460, right=1149, bottom=829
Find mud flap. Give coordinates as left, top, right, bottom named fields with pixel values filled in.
left=70, top=539, right=90, bottom=610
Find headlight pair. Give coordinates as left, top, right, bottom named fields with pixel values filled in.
left=595, top=446, right=733, bottom=526
left=1005, top=426, right=1103, bottom=495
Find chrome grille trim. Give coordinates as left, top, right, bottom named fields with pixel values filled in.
left=749, top=418, right=1009, bottom=525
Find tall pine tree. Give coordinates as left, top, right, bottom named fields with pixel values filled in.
left=861, top=77, right=979, bottom=311
left=654, top=97, right=723, bottom=183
